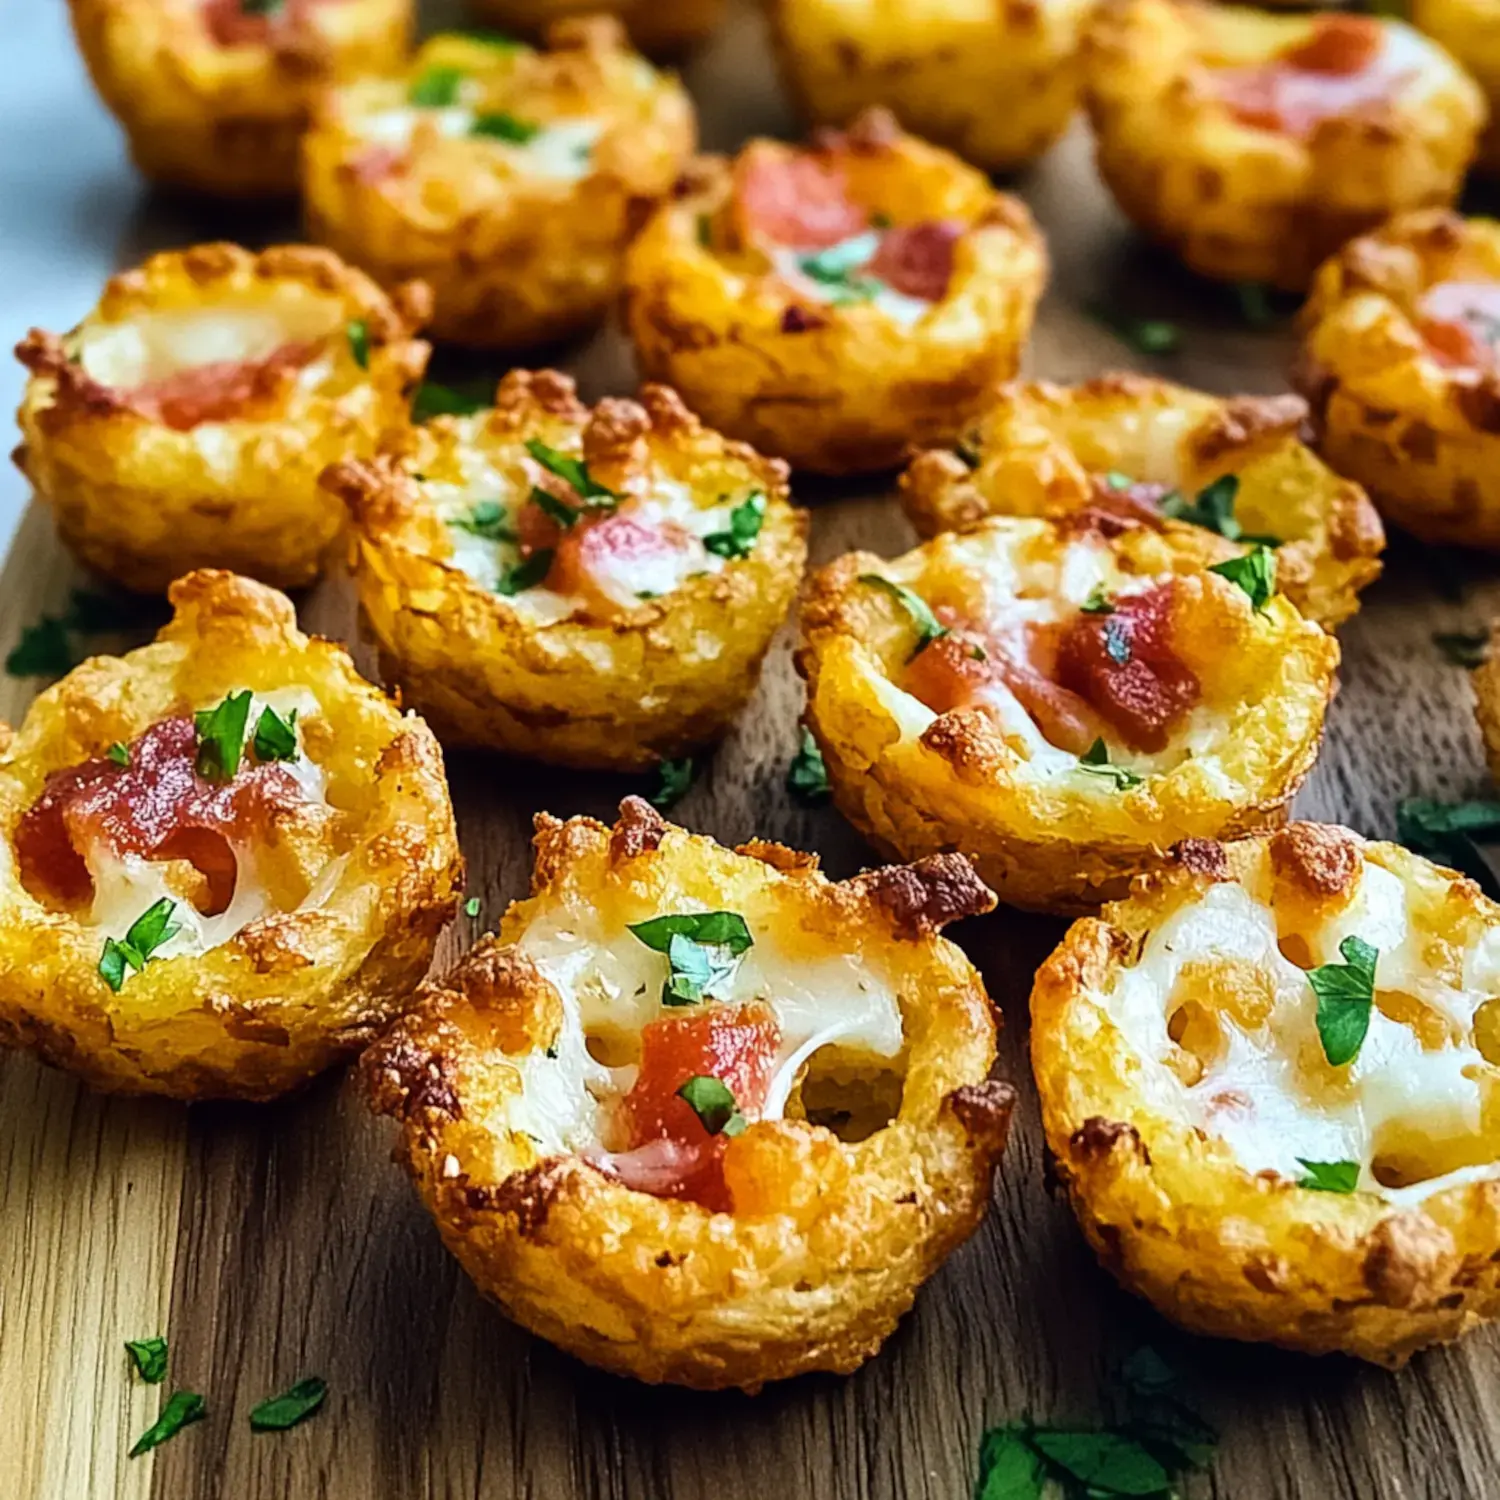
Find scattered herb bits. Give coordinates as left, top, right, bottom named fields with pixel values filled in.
left=124, top=1336, right=168, bottom=1384
left=107, top=742, right=131, bottom=767
left=99, top=898, right=181, bottom=993
left=251, top=705, right=298, bottom=763
left=649, top=757, right=694, bottom=810
left=676, top=1075, right=748, bottom=1137
left=346, top=319, right=371, bottom=370
left=470, top=112, right=540, bottom=144
left=1208, top=545, right=1276, bottom=612
left=1310, top=934, right=1378, bottom=1067
left=194, top=690, right=253, bottom=782
left=525, top=438, right=619, bottom=504
left=858, top=574, right=949, bottom=659
left=786, top=727, right=831, bottom=805
left=409, top=64, right=465, bottom=108
left=629, top=911, right=753, bottom=1006
left=1433, top=629, right=1490, bottom=668
left=129, top=1390, right=206, bottom=1458
left=249, top=1377, right=328, bottom=1433
left=412, top=380, right=490, bottom=422
left=1088, top=304, right=1181, bottom=356
left=463, top=896, right=481, bottom=919
left=1297, top=1158, right=1359, bottom=1193
left=496, top=550, right=554, bottom=597
left=1076, top=738, right=1143, bottom=790
left=703, top=492, right=766, bottom=559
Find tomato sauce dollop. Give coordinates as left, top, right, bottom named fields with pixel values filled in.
left=15, top=717, right=302, bottom=914
left=1212, top=16, right=1395, bottom=138
left=609, top=1003, right=781, bottom=1212
left=128, top=340, right=319, bottom=431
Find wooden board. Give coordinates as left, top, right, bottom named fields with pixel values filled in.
left=7, top=7, right=1500, bottom=1498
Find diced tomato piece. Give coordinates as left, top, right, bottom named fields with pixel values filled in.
left=129, top=340, right=318, bottom=431
left=991, top=641, right=1107, bottom=756
left=1055, top=582, right=1201, bottom=752
left=1417, top=281, right=1500, bottom=370
left=15, top=716, right=303, bottom=914
left=1087, top=476, right=1175, bottom=527
left=867, top=221, right=963, bottom=303
left=1284, top=14, right=1383, bottom=76
left=618, top=1002, right=780, bottom=1212
left=733, top=148, right=870, bottom=251
left=549, top=508, right=697, bottom=619
left=901, top=628, right=995, bottom=714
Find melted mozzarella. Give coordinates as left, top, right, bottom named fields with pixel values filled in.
left=1106, top=865, right=1500, bottom=1200
left=357, top=104, right=601, bottom=183
left=86, top=690, right=330, bottom=960
left=503, top=905, right=905, bottom=1155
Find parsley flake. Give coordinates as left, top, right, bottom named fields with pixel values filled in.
left=1310, top=934, right=1378, bottom=1067
left=1297, top=1157, right=1359, bottom=1193
left=1104, top=470, right=1134, bottom=491
left=676, top=1075, right=748, bottom=1136
left=346, top=319, right=370, bottom=370
left=1208, top=544, right=1276, bottom=612
left=252, top=705, right=298, bottom=763
left=1076, top=738, right=1143, bottom=790
left=786, top=726, right=831, bottom=805
left=650, top=756, right=694, bottom=809
left=529, top=486, right=581, bottom=529
left=496, top=549, right=554, bottom=596
left=412, top=380, right=490, bottom=422
left=1433, top=629, right=1490, bottom=668
left=129, top=1390, right=206, bottom=1458
left=524, top=438, right=618, bottom=503
left=1398, top=797, right=1500, bottom=899
left=1081, top=586, right=1115, bottom=614
left=450, top=499, right=516, bottom=542
left=409, top=64, right=465, bottom=107
left=249, top=1376, right=327, bottom=1433
left=463, top=896, right=481, bottom=918
left=1088, top=304, right=1181, bottom=355
left=125, top=1336, right=168, bottom=1384
left=1029, top=1429, right=1171, bottom=1495
left=107, top=742, right=131, bottom=767
left=973, top=1426, right=1046, bottom=1500
left=1161, top=473, right=1254, bottom=541
left=858, top=574, right=948, bottom=660
left=703, top=492, right=767, bottom=560
left=194, top=690, right=253, bottom=782
left=6, top=615, right=75, bottom=678
left=797, top=231, right=883, bottom=305
left=99, top=898, right=181, bottom=992
left=629, top=911, right=752, bottom=1006
left=470, top=112, right=540, bottom=143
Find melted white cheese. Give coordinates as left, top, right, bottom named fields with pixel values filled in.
left=86, top=689, right=329, bottom=962
left=770, top=235, right=931, bottom=326
left=357, top=105, right=601, bottom=183
left=1105, top=864, right=1500, bottom=1200
left=502, top=905, right=905, bottom=1155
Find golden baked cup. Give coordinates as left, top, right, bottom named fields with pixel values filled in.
left=766, top=0, right=1093, bottom=173
left=14, top=242, right=430, bottom=595
left=324, top=370, right=808, bottom=771
left=622, top=107, right=1047, bottom=475
left=1412, top=0, right=1500, bottom=175
left=464, top=0, right=724, bottom=53
left=797, top=513, right=1339, bottom=913
left=1033, top=823, right=1500, bottom=1366
left=0, top=570, right=463, bottom=1101
left=302, top=21, right=695, bottom=350
left=901, top=373, right=1385, bottom=630
left=1296, top=209, right=1500, bottom=550
left=1082, top=0, right=1485, bottom=291
left=361, top=796, right=1015, bottom=1390
left=69, top=0, right=411, bottom=198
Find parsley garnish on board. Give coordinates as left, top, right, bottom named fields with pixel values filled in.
left=1234, top=281, right=1277, bottom=327
left=628, top=911, right=753, bottom=1006
left=1087, top=304, right=1181, bottom=356
left=470, top=112, right=540, bottom=144
left=703, top=492, right=767, bottom=559
left=252, top=705, right=298, bottom=763
left=1297, top=1158, right=1360, bottom=1193
left=676, top=1076, right=748, bottom=1137
left=6, top=589, right=167, bottom=680
left=194, top=690, right=253, bottom=782
left=250, top=1377, right=328, bottom=1432
left=1398, top=796, right=1500, bottom=901
left=6, top=615, right=73, bottom=677
left=650, top=757, right=695, bottom=809
left=346, top=319, right=370, bottom=370
left=463, top=896, right=482, bottom=918
left=409, top=64, right=465, bottom=107
left=1433, top=629, right=1490, bottom=667
left=1208, top=544, right=1276, bottom=612
left=1076, top=739, right=1142, bottom=790
left=99, top=898, right=181, bottom=993
left=858, top=574, right=948, bottom=660
left=786, top=727, right=831, bottom=805
left=125, top=1336, right=169, bottom=1384
left=129, top=1390, right=206, bottom=1459
left=1310, top=935, right=1378, bottom=1066
left=524, top=438, right=620, bottom=504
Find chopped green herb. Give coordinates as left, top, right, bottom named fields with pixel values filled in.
left=1398, top=796, right=1500, bottom=900
left=107, top=742, right=131, bottom=767
left=858, top=573, right=949, bottom=660
left=1104, top=470, right=1134, bottom=490
left=955, top=434, right=983, bottom=469
left=1433, top=629, right=1490, bottom=668
left=650, top=756, right=694, bottom=809
left=1235, top=281, right=1277, bottom=327
left=676, top=1075, right=748, bottom=1137
left=125, top=1336, right=168, bottom=1384
left=1310, top=934, right=1378, bottom=1067
left=696, top=214, right=714, bottom=249
left=496, top=549, right=554, bottom=596
left=630, top=911, right=752, bottom=1005
left=530, top=486, right=581, bottom=529
left=786, top=727, right=830, bottom=805
left=1081, top=585, right=1115, bottom=614
left=969, top=643, right=988, bottom=661
left=346, top=319, right=370, bottom=370
left=129, top=1390, right=206, bottom=1458
left=252, top=706, right=298, bottom=763
left=629, top=911, right=752, bottom=956
left=1076, top=738, right=1143, bottom=790
left=1297, top=1157, right=1359, bottom=1193
left=471, top=111, right=540, bottom=143
left=463, top=896, right=481, bottom=918
left=797, top=232, right=884, bottom=304
left=409, top=64, right=465, bottom=108
left=6, top=615, right=75, bottom=678
left=1088, top=305, right=1181, bottom=355
left=249, top=1377, right=327, bottom=1433
left=1208, top=544, right=1276, bottom=612
left=194, top=690, right=253, bottom=782
left=524, top=438, right=618, bottom=503
left=1103, top=616, right=1132, bottom=665
left=1119, top=1346, right=1218, bottom=1469
left=1028, top=1429, right=1171, bottom=1496
left=99, top=897, right=182, bottom=992
left=973, top=1426, right=1046, bottom=1500
left=450, top=499, right=516, bottom=542
left=703, top=492, right=767, bottom=559
left=1119, top=1345, right=1177, bottom=1399
left=412, top=380, right=490, bottom=422
left=1161, top=473, right=1251, bottom=541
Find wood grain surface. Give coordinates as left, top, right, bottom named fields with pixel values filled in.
left=6, top=7, right=1500, bottom=1498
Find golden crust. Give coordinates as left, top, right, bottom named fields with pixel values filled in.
left=14, top=242, right=429, bottom=594
left=1412, top=0, right=1500, bottom=174
left=360, top=799, right=1013, bottom=1390
left=1295, top=209, right=1500, bottom=550
left=1082, top=0, right=1485, bottom=291
left=1032, top=826, right=1500, bottom=1365
left=0, top=570, right=463, bottom=1100
left=900, top=373, right=1384, bottom=629
left=301, top=24, right=695, bottom=350
left=796, top=516, right=1340, bottom=913
left=465, top=0, right=725, bottom=53
left=69, top=0, right=412, bottom=198
left=765, top=0, right=1092, bottom=173
left=621, top=110, right=1048, bottom=475
left=326, top=370, right=808, bottom=770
